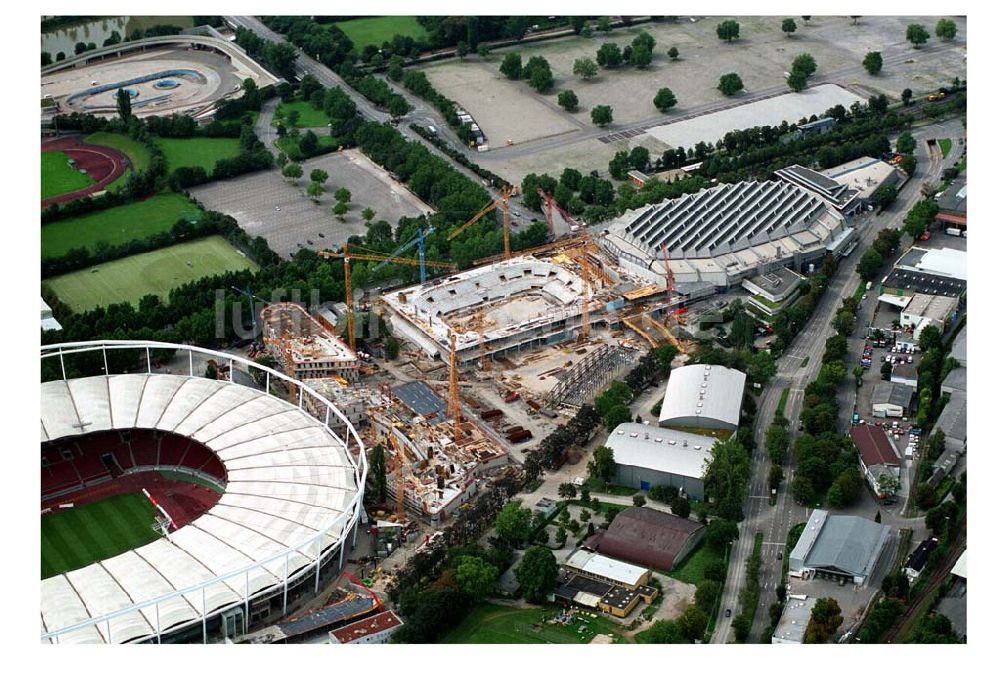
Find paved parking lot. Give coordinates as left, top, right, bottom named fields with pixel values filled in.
left=190, top=149, right=433, bottom=258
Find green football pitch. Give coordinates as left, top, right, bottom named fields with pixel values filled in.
left=43, top=235, right=259, bottom=312
left=442, top=603, right=625, bottom=644
left=41, top=492, right=158, bottom=579
left=41, top=151, right=94, bottom=199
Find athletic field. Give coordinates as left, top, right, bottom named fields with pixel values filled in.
left=43, top=235, right=259, bottom=312
left=156, top=136, right=243, bottom=173
left=443, top=603, right=624, bottom=644
left=41, top=493, right=158, bottom=579
left=41, top=192, right=201, bottom=259
left=332, top=16, right=427, bottom=51
left=84, top=131, right=151, bottom=191
left=41, top=150, right=94, bottom=199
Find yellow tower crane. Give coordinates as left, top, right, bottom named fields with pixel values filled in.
left=447, top=185, right=519, bottom=260
left=319, top=245, right=457, bottom=354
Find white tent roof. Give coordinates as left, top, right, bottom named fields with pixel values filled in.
left=40, top=374, right=360, bottom=644
left=659, top=364, right=746, bottom=429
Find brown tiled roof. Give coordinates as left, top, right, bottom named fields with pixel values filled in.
left=594, top=507, right=705, bottom=571
left=850, top=424, right=900, bottom=469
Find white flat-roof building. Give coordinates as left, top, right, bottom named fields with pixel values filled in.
left=605, top=422, right=716, bottom=500
left=742, top=267, right=806, bottom=318
left=900, top=293, right=959, bottom=341
left=820, top=156, right=906, bottom=202
left=771, top=596, right=819, bottom=644
left=659, top=364, right=746, bottom=432
left=563, top=549, right=652, bottom=590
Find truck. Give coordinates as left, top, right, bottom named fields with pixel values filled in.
left=865, top=281, right=873, bottom=291
left=945, top=227, right=964, bottom=237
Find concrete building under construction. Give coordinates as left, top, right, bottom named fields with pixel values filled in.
left=260, top=302, right=360, bottom=381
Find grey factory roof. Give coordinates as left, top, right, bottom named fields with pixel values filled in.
left=659, top=363, right=746, bottom=430
left=605, top=423, right=716, bottom=480
left=774, top=164, right=860, bottom=210
left=790, top=509, right=891, bottom=581
left=941, top=367, right=967, bottom=394
left=392, top=381, right=448, bottom=421
left=872, top=381, right=916, bottom=408
left=613, top=180, right=829, bottom=258
left=937, top=181, right=967, bottom=215
left=950, top=325, right=967, bottom=365
left=902, top=293, right=957, bottom=322
left=820, top=156, right=903, bottom=201
left=935, top=392, right=967, bottom=443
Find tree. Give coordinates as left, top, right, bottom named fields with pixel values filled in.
left=499, top=52, right=522, bottom=79
left=74, top=41, right=87, bottom=55
left=787, top=70, right=808, bottom=92
left=42, top=51, right=52, bottom=66
left=573, top=57, right=599, bottom=80
left=591, top=104, right=613, bottom=127
left=801, top=16, right=811, bottom=24
left=914, top=482, right=936, bottom=509
left=557, top=90, right=579, bottom=112
left=116, top=88, right=132, bottom=122
left=791, top=475, right=814, bottom=505
left=901, top=88, right=913, bottom=106
left=782, top=18, right=797, bottom=36
left=856, top=248, right=884, bottom=280
left=678, top=605, right=709, bottom=641
left=516, top=546, right=559, bottom=602
left=587, top=445, right=616, bottom=484
left=903, top=199, right=938, bottom=239
left=670, top=495, right=691, bottom=518
left=309, top=169, right=329, bottom=185
left=335, top=187, right=352, bottom=204
left=907, top=23, right=930, bottom=48
left=667, top=46, right=679, bottom=60
left=388, top=95, right=410, bottom=119
left=863, top=51, right=883, bottom=76
left=368, top=443, right=387, bottom=502
left=596, top=43, right=623, bottom=68
left=791, top=53, right=817, bottom=77
left=629, top=146, right=650, bottom=172
left=282, top=162, right=303, bottom=184
left=476, top=43, right=490, bottom=58
left=332, top=201, right=349, bottom=220
left=717, top=20, right=741, bottom=42
left=306, top=181, right=324, bottom=202
left=524, top=56, right=554, bottom=92
left=597, top=16, right=612, bottom=33
left=455, top=556, right=498, bottom=602
left=384, top=335, right=400, bottom=360
left=653, top=87, right=677, bottom=112
left=644, top=619, right=686, bottom=643
left=558, top=482, right=578, bottom=499
left=456, top=41, right=469, bottom=59
left=275, top=152, right=288, bottom=168
left=718, top=73, right=744, bottom=96
left=695, top=580, right=722, bottom=613
left=827, top=468, right=863, bottom=508
left=705, top=518, right=738, bottom=552
left=899, top=154, right=917, bottom=177
left=896, top=131, right=916, bottom=154
left=299, top=130, right=318, bottom=156
left=870, top=184, right=898, bottom=210
left=603, top=403, right=631, bottom=430
left=935, top=18, right=958, bottom=41
left=632, top=493, right=647, bottom=507
left=630, top=45, right=652, bottom=69
left=805, top=597, right=843, bottom=643
left=494, top=500, right=533, bottom=545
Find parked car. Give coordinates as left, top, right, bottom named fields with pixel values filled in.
left=725, top=609, right=732, bottom=618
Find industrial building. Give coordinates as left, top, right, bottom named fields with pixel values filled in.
left=871, top=381, right=916, bottom=418
left=881, top=247, right=967, bottom=298
left=941, top=366, right=967, bottom=395
left=773, top=164, right=864, bottom=216
left=934, top=392, right=967, bottom=454
left=601, top=180, right=853, bottom=289
left=900, top=293, right=960, bottom=340
left=820, top=156, right=907, bottom=203
left=936, top=181, right=967, bottom=230
left=563, top=549, right=652, bottom=590
left=658, top=364, right=746, bottom=432
left=951, top=325, right=968, bottom=367
left=771, top=596, right=819, bottom=644
left=260, top=302, right=360, bottom=381
left=890, top=363, right=918, bottom=388
left=850, top=424, right=902, bottom=499
left=789, top=509, right=891, bottom=585
left=605, top=422, right=716, bottom=499
left=586, top=506, right=706, bottom=572
left=328, top=610, right=403, bottom=644
left=741, top=267, right=806, bottom=318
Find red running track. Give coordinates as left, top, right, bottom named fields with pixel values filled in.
left=41, top=135, right=130, bottom=209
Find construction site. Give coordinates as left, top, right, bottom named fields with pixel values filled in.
left=260, top=302, right=361, bottom=382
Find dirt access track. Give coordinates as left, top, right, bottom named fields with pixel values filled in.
left=41, top=135, right=129, bottom=209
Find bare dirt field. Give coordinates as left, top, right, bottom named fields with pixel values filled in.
left=190, top=149, right=432, bottom=259
left=428, top=15, right=965, bottom=182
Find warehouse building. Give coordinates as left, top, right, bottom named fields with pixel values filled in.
left=934, top=392, right=967, bottom=454
left=587, top=507, right=706, bottom=572
left=658, top=364, right=746, bottom=432
left=771, top=596, right=819, bottom=644
left=882, top=247, right=967, bottom=298
left=871, top=381, right=916, bottom=418
left=890, top=362, right=918, bottom=388
left=850, top=424, right=902, bottom=500
left=936, top=181, right=967, bottom=230
left=899, top=293, right=960, bottom=341
left=605, top=422, right=716, bottom=499
left=820, top=156, right=906, bottom=203
left=789, top=509, right=891, bottom=585
left=951, top=325, right=967, bottom=367
left=774, top=164, right=864, bottom=216
left=741, top=267, right=806, bottom=318
left=601, top=180, right=852, bottom=289
left=563, top=549, right=652, bottom=590
left=941, top=367, right=967, bottom=395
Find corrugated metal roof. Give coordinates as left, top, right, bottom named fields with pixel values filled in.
left=658, top=364, right=746, bottom=430
left=606, top=422, right=715, bottom=479
left=791, top=509, right=891, bottom=580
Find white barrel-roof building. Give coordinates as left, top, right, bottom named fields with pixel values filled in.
left=658, top=364, right=746, bottom=432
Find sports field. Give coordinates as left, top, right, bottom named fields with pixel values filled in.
left=156, top=136, right=243, bottom=173
left=41, top=492, right=158, bottom=579
left=41, top=150, right=94, bottom=199
left=443, top=603, right=624, bottom=644
left=41, top=192, right=201, bottom=259
left=43, top=235, right=259, bottom=312
left=332, top=16, right=427, bottom=51
left=273, top=98, right=331, bottom=128
left=84, top=131, right=151, bottom=191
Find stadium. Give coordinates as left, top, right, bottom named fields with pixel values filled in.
left=40, top=341, right=366, bottom=644
left=601, top=180, right=856, bottom=289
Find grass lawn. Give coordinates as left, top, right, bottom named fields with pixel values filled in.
left=276, top=134, right=339, bottom=158
left=41, top=192, right=201, bottom=259
left=84, top=131, right=151, bottom=191
left=776, top=387, right=790, bottom=418
left=41, top=493, right=157, bottom=579
left=155, top=136, right=242, bottom=173
left=41, top=151, right=94, bottom=199
left=443, top=603, right=624, bottom=644
left=670, top=542, right=725, bottom=587
left=273, top=99, right=331, bottom=128
left=332, top=16, right=428, bottom=51
left=938, top=138, right=952, bottom=159
left=957, top=155, right=966, bottom=173
left=44, top=235, right=258, bottom=312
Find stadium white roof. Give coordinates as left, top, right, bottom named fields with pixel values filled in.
left=659, top=364, right=746, bottom=430
left=564, top=549, right=649, bottom=587
left=39, top=374, right=360, bottom=644
left=605, top=422, right=716, bottom=480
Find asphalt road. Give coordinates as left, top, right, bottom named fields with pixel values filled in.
left=711, top=117, right=963, bottom=644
